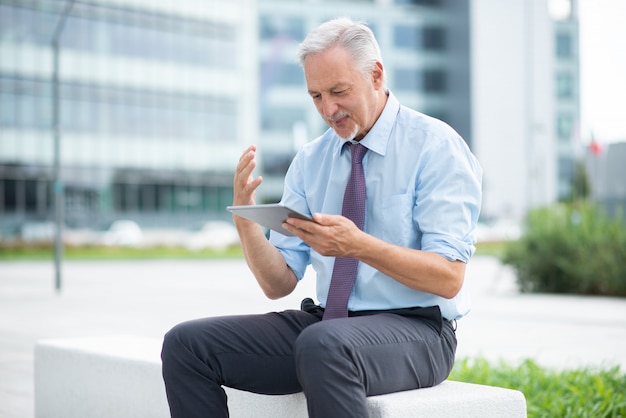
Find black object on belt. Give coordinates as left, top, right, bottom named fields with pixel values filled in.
left=300, top=297, right=448, bottom=335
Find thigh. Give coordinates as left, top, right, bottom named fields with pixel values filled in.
left=297, top=313, right=457, bottom=396
left=168, top=310, right=320, bottom=395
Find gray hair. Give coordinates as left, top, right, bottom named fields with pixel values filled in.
left=297, top=17, right=386, bottom=87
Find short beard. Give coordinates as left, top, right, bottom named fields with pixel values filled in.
left=327, top=112, right=359, bottom=141
left=336, top=125, right=359, bottom=141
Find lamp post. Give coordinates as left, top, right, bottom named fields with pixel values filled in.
left=52, top=0, right=75, bottom=293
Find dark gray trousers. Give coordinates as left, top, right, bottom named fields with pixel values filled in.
left=161, top=300, right=457, bottom=418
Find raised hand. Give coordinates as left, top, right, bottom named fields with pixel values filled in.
left=233, top=144, right=263, bottom=206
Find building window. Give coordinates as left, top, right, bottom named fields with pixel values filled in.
left=557, top=114, right=574, bottom=142
left=260, top=16, right=305, bottom=41
left=393, top=25, right=420, bottom=49
left=260, top=61, right=303, bottom=88
left=556, top=72, right=574, bottom=99
left=393, top=68, right=421, bottom=91
left=0, top=4, right=58, bottom=45
left=0, top=175, right=52, bottom=215
left=422, top=26, right=445, bottom=50
left=393, top=68, right=446, bottom=93
left=423, top=69, right=446, bottom=93
left=557, top=156, right=574, bottom=200
left=558, top=156, right=574, bottom=179
left=111, top=178, right=232, bottom=214
left=0, top=77, right=52, bottom=129
left=262, top=106, right=307, bottom=132
left=393, top=25, right=445, bottom=51
left=556, top=32, right=572, bottom=59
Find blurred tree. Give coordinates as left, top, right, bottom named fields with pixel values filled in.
left=569, top=159, right=591, bottom=202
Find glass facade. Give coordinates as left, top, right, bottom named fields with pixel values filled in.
left=555, top=32, right=573, bottom=59
left=393, top=25, right=445, bottom=51
left=392, top=68, right=446, bottom=93
left=0, top=0, right=254, bottom=233
left=0, top=4, right=237, bottom=68
left=556, top=113, right=575, bottom=142
left=1, top=75, right=237, bottom=142
left=555, top=71, right=574, bottom=99
left=552, top=1, right=580, bottom=202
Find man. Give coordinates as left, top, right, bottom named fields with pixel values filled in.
left=162, top=17, right=482, bottom=418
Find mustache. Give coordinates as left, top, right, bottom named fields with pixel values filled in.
left=327, top=112, right=349, bottom=123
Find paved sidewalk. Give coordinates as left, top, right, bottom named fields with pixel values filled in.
left=1, top=256, right=626, bottom=418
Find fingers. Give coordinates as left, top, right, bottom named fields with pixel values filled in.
left=311, top=213, right=336, bottom=225
left=285, top=213, right=347, bottom=233
left=233, top=145, right=262, bottom=206
left=284, top=214, right=359, bottom=257
left=284, top=217, right=318, bottom=235
left=236, top=146, right=257, bottom=179
left=238, top=144, right=256, bottom=165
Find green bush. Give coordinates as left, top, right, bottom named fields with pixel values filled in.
left=450, top=357, right=626, bottom=418
left=503, top=203, right=626, bottom=296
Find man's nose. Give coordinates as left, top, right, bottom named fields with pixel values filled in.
left=320, top=96, right=339, bottom=119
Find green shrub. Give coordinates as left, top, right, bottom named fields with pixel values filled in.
left=450, top=357, right=626, bottom=418
left=503, top=203, right=626, bottom=296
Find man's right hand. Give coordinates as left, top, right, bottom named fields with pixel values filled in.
left=231, top=145, right=298, bottom=300
left=233, top=144, right=263, bottom=207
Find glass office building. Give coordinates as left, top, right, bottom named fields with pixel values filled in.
left=0, top=0, right=256, bottom=234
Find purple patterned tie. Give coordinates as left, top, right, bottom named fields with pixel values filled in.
left=323, top=143, right=368, bottom=320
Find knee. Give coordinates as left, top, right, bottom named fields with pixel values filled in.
left=161, top=320, right=196, bottom=364
left=294, top=322, right=349, bottom=370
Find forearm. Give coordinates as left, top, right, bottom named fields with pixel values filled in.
left=284, top=213, right=465, bottom=298
left=353, top=232, right=465, bottom=299
left=234, top=216, right=298, bottom=299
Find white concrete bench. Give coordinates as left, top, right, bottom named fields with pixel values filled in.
left=34, top=335, right=527, bottom=418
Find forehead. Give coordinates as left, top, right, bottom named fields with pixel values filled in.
left=303, top=47, right=361, bottom=91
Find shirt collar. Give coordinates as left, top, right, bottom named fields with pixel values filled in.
left=337, top=91, right=400, bottom=157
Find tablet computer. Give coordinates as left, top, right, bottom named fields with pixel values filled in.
left=227, top=204, right=314, bottom=236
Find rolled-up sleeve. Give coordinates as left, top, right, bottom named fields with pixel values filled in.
left=415, top=133, right=482, bottom=263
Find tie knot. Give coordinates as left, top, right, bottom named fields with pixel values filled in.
left=350, top=143, right=368, bottom=164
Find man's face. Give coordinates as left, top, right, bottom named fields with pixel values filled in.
left=303, top=46, right=384, bottom=141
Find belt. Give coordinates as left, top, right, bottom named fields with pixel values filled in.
left=300, top=297, right=451, bottom=334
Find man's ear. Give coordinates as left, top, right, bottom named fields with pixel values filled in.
left=371, top=61, right=384, bottom=89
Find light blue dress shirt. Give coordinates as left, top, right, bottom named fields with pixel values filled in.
left=270, top=92, right=482, bottom=320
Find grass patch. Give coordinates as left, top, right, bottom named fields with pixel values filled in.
left=0, top=243, right=244, bottom=261
left=2, top=240, right=508, bottom=261
left=474, top=240, right=510, bottom=258
left=450, top=357, right=626, bottom=418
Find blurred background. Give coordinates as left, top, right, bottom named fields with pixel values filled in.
left=0, top=0, right=624, bottom=249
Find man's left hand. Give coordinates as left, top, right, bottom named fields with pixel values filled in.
left=283, top=213, right=364, bottom=258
